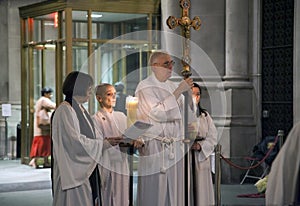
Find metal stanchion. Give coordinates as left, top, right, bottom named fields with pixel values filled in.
left=278, top=130, right=284, bottom=149
left=214, top=144, right=222, bottom=206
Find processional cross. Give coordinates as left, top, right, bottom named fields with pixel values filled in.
left=166, top=0, right=201, bottom=78
left=166, top=1, right=201, bottom=205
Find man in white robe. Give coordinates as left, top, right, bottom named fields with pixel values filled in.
left=135, top=51, right=194, bottom=206
left=266, top=121, right=300, bottom=206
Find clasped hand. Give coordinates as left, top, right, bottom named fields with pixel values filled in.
left=132, top=137, right=145, bottom=148
left=105, top=136, right=123, bottom=146
left=191, top=142, right=201, bottom=151
left=105, top=136, right=145, bottom=148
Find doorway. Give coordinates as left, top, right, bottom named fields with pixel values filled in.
left=19, top=2, right=161, bottom=162
left=261, top=0, right=294, bottom=139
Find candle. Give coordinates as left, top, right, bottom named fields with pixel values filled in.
left=126, top=96, right=138, bottom=127
left=188, top=122, right=198, bottom=140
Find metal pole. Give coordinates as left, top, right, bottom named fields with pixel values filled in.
left=119, top=143, right=134, bottom=206
left=214, top=144, right=222, bottom=206
left=4, top=117, right=9, bottom=160
left=129, top=145, right=134, bottom=206
left=191, top=149, right=197, bottom=205
left=277, top=129, right=284, bottom=149
left=166, top=1, right=201, bottom=205
left=183, top=91, right=190, bottom=206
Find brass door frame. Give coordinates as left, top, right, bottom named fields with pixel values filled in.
left=19, top=0, right=160, bottom=163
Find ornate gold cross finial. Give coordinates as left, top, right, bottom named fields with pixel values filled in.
left=166, top=0, right=201, bottom=78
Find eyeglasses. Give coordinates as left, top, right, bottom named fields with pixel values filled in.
left=155, top=60, right=175, bottom=68
left=162, top=60, right=175, bottom=68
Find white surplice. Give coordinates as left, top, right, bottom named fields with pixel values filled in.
left=52, top=102, right=103, bottom=206
left=190, top=112, right=217, bottom=206
left=93, top=109, right=130, bottom=206
left=266, top=121, right=300, bottom=206
left=135, top=74, right=193, bottom=206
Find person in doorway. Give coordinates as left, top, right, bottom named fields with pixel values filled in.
left=190, top=82, right=217, bottom=206
left=29, top=87, right=56, bottom=168
left=135, top=50, right=194, bottom=206
left=51, top=71, right=104, bottom=206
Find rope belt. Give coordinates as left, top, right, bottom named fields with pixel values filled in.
left=151, top=136, right=182, bottom=174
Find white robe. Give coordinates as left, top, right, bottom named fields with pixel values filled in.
left=52, top=102, right=103, bottom=206
left=93, top=109, right=130, bottom=206
left=266, top=121, right=300, bottom=206
left=190, top=112, right=217, bottom=206
left=135, top=74, right=193, bottom=206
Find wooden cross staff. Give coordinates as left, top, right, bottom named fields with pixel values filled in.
left=167, top=0, right=201, bottom=78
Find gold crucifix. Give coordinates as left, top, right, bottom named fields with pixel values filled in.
left=167, top=0, right=201, bottom=78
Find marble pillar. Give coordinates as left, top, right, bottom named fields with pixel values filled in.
left=220, top=0, right=257, bottom=183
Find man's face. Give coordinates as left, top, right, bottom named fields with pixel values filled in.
left=152, top=55, right=175, bottom=82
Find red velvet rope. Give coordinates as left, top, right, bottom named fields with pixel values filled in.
left=220, top=135, right=279, bottom=170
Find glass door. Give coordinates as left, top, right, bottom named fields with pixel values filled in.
left=23, top=42, right=57, bottom=159
left=20, top=3, right=161, bottom=163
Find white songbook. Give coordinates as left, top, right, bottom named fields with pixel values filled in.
left=123, top=121, right=153, bottom=140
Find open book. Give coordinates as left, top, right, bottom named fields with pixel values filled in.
left=123, top=121, right=153, bottom=140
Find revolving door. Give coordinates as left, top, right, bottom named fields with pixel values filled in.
left=19, top=0, right=160, bottom=163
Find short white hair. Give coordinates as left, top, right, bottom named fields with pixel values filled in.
left=148, top=50, right=169, bottom=66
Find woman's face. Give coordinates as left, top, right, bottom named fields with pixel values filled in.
left=44, top=92, right=53, bottom=99
left=97, top=85, right=116, bottom=109
left=192, top=86, right=201, bottom=104
left=74, top=85, right=93, bottom=104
